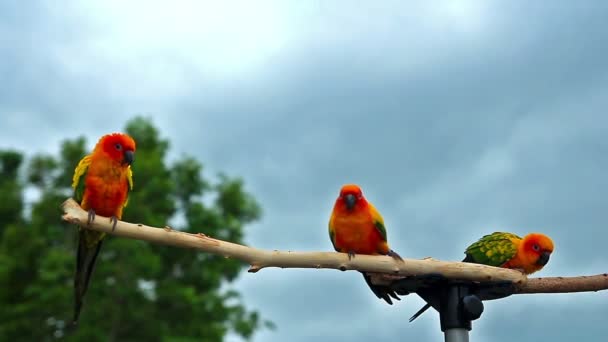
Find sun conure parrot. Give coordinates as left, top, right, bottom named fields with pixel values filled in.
left=71, top=133, right=136, bottom=324
left=329, top=184, right=403, bottom=304
left=409, top=231, right=554, bottom=322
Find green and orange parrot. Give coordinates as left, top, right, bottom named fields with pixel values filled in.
left=409, top=231, right=554, bottom=322
left=329, top=184, right=403, bottom=304
left=71, top=133, right=136, bottom=324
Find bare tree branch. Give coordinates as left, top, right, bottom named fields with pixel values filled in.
left=516, top=274, right=608, bottom=294
left=61, top=198, right=607, bottom=294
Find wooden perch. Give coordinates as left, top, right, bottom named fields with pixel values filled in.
left=61, top=198, right=608, bottom=295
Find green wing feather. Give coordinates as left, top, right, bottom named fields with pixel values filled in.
left=368, top=202, right=387, bottom=242
left=72, top=155, right=91, bottom=202
left=464, top=232, right=521, bottom=267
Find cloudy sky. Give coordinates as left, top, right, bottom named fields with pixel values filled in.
left=2, top=1, right=608, bottom=341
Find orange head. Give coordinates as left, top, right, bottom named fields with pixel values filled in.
left=521, top=233, right=554, bottom=268
left=95, top=133, right=136, bottom=166
left=336, top=184, right=367, bottom=211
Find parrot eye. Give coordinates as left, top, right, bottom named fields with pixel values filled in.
left=532, top=244, right=540, bottom=252
left=115, top=143, right=122, bottom=150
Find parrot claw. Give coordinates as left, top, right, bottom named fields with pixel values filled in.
left=87, top=209, right=96, bottom=226
left=388, top=249, right=404, bottom=261
left=347, top=251, right=356, bottom=260
left=388, top=291, right=401, bottom=300
left=110, top=216, right=118, bottom=232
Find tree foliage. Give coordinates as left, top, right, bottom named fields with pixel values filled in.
left=0, top=117, right=270, bottom=341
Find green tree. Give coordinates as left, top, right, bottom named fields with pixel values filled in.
left=0, top=150, right=24, bottom=232
left=0, top=117, right=270, bottom=341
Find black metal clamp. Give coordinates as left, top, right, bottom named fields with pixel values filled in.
left=389, top=274, right=516, bottom=342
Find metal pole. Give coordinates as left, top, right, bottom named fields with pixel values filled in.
left=444, top=329, right=469, bottom=342
left=439, top=284, right=482, bottom=342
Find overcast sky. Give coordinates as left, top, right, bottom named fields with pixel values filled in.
left=2, top=1, right=608, bottom=341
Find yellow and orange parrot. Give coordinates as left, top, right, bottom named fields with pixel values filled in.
left=329, top=184, right=403, bottom=304
left=71, top=133, right=136, bottom=324
left=409, top=231, right=554, bottom=322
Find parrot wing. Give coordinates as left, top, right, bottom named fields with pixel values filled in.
left=71, top=155, right=91, bottom=202
left=123, top=166, right=133, bottom=208
left=72, top=155, right=94, bottom=324
left=328, top=214, right=338, bottom=252
left=463, top=232, right=521, bottom=267
left=368, top=202, right=387, bottom=242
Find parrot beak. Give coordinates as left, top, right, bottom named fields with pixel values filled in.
left=123, top=150, right=135, bottom=165
left=345, top=194, right=356, bottom=210
left=536, top=251, right=551, bottom=266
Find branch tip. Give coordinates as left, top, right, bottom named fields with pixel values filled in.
left=248, top=265, right=262, bottom=273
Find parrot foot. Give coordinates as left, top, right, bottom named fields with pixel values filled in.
left=109, top=216, right=118, bottom=232
left=347, top=251, right=356, bottom=260
left=87, top=209, right=96, bottom=226
left=383, top=290, right=401, bottom=304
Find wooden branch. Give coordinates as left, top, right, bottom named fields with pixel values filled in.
left=516, top=274, right=608, bottom=294
left=370, top=272, right=608, bottom=295
left=61, top=198, right=608, bottom=295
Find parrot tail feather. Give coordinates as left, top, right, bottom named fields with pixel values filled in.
left=360, top=271, right=401, bottom=305
left=409, top=303, right=432, bottom=322
left=73, top=230, right=104, bottom=324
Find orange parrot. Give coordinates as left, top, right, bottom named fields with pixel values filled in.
left=71, top=133, right=136, bottom=324
left=329, top=184, right=403, bottom=304
left=409, top=231, right=554, bottom=322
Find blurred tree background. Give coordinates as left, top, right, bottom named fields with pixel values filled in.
left=0, top=117, right=271, bottom=341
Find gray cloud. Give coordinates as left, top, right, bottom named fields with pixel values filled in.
left=2, top=1, right=608, bottom=341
